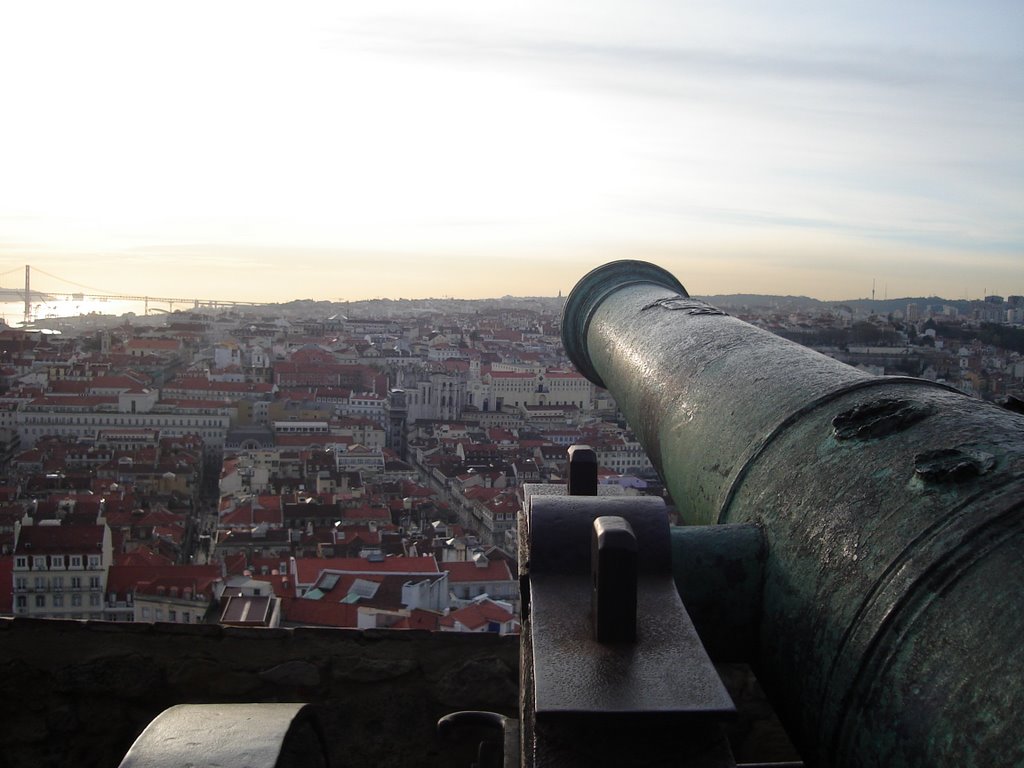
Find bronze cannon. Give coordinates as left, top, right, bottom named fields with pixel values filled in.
left=552, top=260, right=1024, bottom=768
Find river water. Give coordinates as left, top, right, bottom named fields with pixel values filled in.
left=0, top=297, right=158, bottom=328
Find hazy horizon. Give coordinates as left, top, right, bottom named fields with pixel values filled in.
left=1, top=2, right=1020, bottom=303
left=0, top=279, right=1013, bottom=324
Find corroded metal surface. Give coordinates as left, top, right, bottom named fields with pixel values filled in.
left=561, top=260, right=1024, bottom=768
left=670, top=524, right=765, bottom=663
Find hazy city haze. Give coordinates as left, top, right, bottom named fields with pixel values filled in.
left=1, top=1, right=1020, bottom=302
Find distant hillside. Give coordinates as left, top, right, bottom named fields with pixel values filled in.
left=699, top=294, right=987, bottom=316
left=698, top=294, right=828, bottom=312
left=838, top=297, right=979, bottom=315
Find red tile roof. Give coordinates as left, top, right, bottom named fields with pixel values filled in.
left=114, top=546, right=175, bottom=567
left=390, top=608, right=442, bottom=631
left=126, top=338, right=182, bottom=351
left=220, top=498, right=284, bottom=527
left=487, top=370, right=534, bottom=378
left=543, top=370, right=586, bottom=379
left=106, top=564, right=221, bottom=597
left=441, top=559, right=514, bottom=583
left=341, top=506, right=391, bottom=524
left=14, top=524, right=105, bottom=556
left=280, top=596, right=359, bottom=628
left=440, top=599, right=516, bottom=631
left=293, top=555, right=439, bottom=585
left=223, top=552, right=248, bottom=576
left=136, top=574, right=219, bottom=599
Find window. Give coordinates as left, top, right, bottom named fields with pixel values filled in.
left=34, top=576, right=46, bottom=590
left=183, top=612, right=191, bottom=624
left=15, top=556, right=27, bottom=569
left=35, top=595, right=45, bottom=608
left=15, top=577, right=26, bottom=591
left=71, top=576, right=81, bottom=589
left=141, top=607, right=151, bottom=619
left=52, top=576, right=63, bottom=590
left=88, top=555, right=101, bottom=569
left=33, top=556, right=47, bottom=570
left=16, top=596, right=26, bottom=609
left=53, top=594, right=64, bottom=608
left=168, top=610, right=176, bottom=622
left=51, top=555, right=64, bottom=569
left=70, top=556, right=82, bottom=569
left=71, top=594, right=82, bottom=607
left=89, top=594, right=100, bottom=607
left=155, top=608, right=164, bottom=620
left=89, top=576, right=101, bottom=589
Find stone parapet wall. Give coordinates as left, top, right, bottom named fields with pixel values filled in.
left=0, top=617, right=519, bottom=768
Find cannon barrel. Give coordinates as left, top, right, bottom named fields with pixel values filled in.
left=561, top=260, right=1024, bottom=767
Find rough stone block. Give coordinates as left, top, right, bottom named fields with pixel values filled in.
left=259, top=660, right=322, bottom=688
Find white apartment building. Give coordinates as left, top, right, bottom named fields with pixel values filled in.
left=272, top=420, right=330, bottom=434
left=334, top=444, right=385, bottom=477
left=17, top=395, right=230, bottom=453
left=213, top=342, right=242, bottom=369
left=337, top=393, right=388, bottom=424
left=594, top=439, right=654, bottom=475
left=12, top=521, right=114, bottom=620
left=471, top=369, right=594, bottom=413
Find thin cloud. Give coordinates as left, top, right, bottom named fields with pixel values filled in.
left=334, top=15, right=1023, bottom=99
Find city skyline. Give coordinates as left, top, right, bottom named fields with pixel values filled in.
left=1, top=1, right=1020, bottom=303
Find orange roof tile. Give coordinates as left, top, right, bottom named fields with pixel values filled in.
left=294, top=555, right=439, bottom=584
left=441, top=559, right=513, bottom=583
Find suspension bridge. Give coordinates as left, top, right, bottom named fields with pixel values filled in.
left=0, top=265, right=270, bottom=325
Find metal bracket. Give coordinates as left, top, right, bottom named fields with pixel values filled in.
left=523, top=491, right=735, bottom=720
left=520, top=456, right=738, bottom=766
left=591, top=515, right=638, bottom=643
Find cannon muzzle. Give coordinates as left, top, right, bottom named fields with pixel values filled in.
left=561, top=260, right=1024, bottom=767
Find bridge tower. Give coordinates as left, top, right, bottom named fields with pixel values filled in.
left=23, top=265, right=30, bottom=326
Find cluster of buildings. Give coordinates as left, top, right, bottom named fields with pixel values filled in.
left=5, top=288, right=1016, bottom=635
left=0, top=297, right=658, bottom=635
left=728, top=295, right=1024, bottom=402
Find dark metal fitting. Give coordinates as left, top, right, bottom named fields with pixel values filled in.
left=591, top=515, right=638, bottom=643
left=567, top=444, right=598, bottom=496
left=437, top=711, right=519, bottom=768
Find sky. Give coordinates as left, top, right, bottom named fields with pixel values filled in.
left=0, top=1, right=1021, bottom=303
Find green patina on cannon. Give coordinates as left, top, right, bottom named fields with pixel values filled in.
left=560, top=260, right=1024, bottom=768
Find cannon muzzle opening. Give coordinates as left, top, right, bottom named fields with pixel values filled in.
left=561, top=260, right=686, bottom=389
